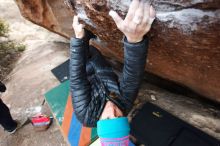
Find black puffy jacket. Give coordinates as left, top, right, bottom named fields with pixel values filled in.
left=70, top=35, right=148, bottom=127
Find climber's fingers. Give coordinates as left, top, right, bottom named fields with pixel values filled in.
left=109, top=10, right=124, bottom=30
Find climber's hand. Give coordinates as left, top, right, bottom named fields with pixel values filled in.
left=72, top=15, right=85, bottom=39
left=109, top=0, right=156, bottom=43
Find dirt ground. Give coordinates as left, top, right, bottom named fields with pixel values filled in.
left=0, top=0, right=219, bottom=146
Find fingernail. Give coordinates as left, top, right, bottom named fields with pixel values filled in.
left=109, top=10, right=115, bottom=17
left=150, top=5, right=156, bottom=17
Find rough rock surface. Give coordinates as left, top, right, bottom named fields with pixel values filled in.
left=15, top=0, right=220, bottom=102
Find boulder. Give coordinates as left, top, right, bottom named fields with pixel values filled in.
left=15, top=0, right=220, bottom=102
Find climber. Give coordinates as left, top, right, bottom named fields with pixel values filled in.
left=70, top=0, right=156, bottom=145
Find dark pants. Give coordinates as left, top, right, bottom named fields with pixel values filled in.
left=0, top=99, right=17, bottom=131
